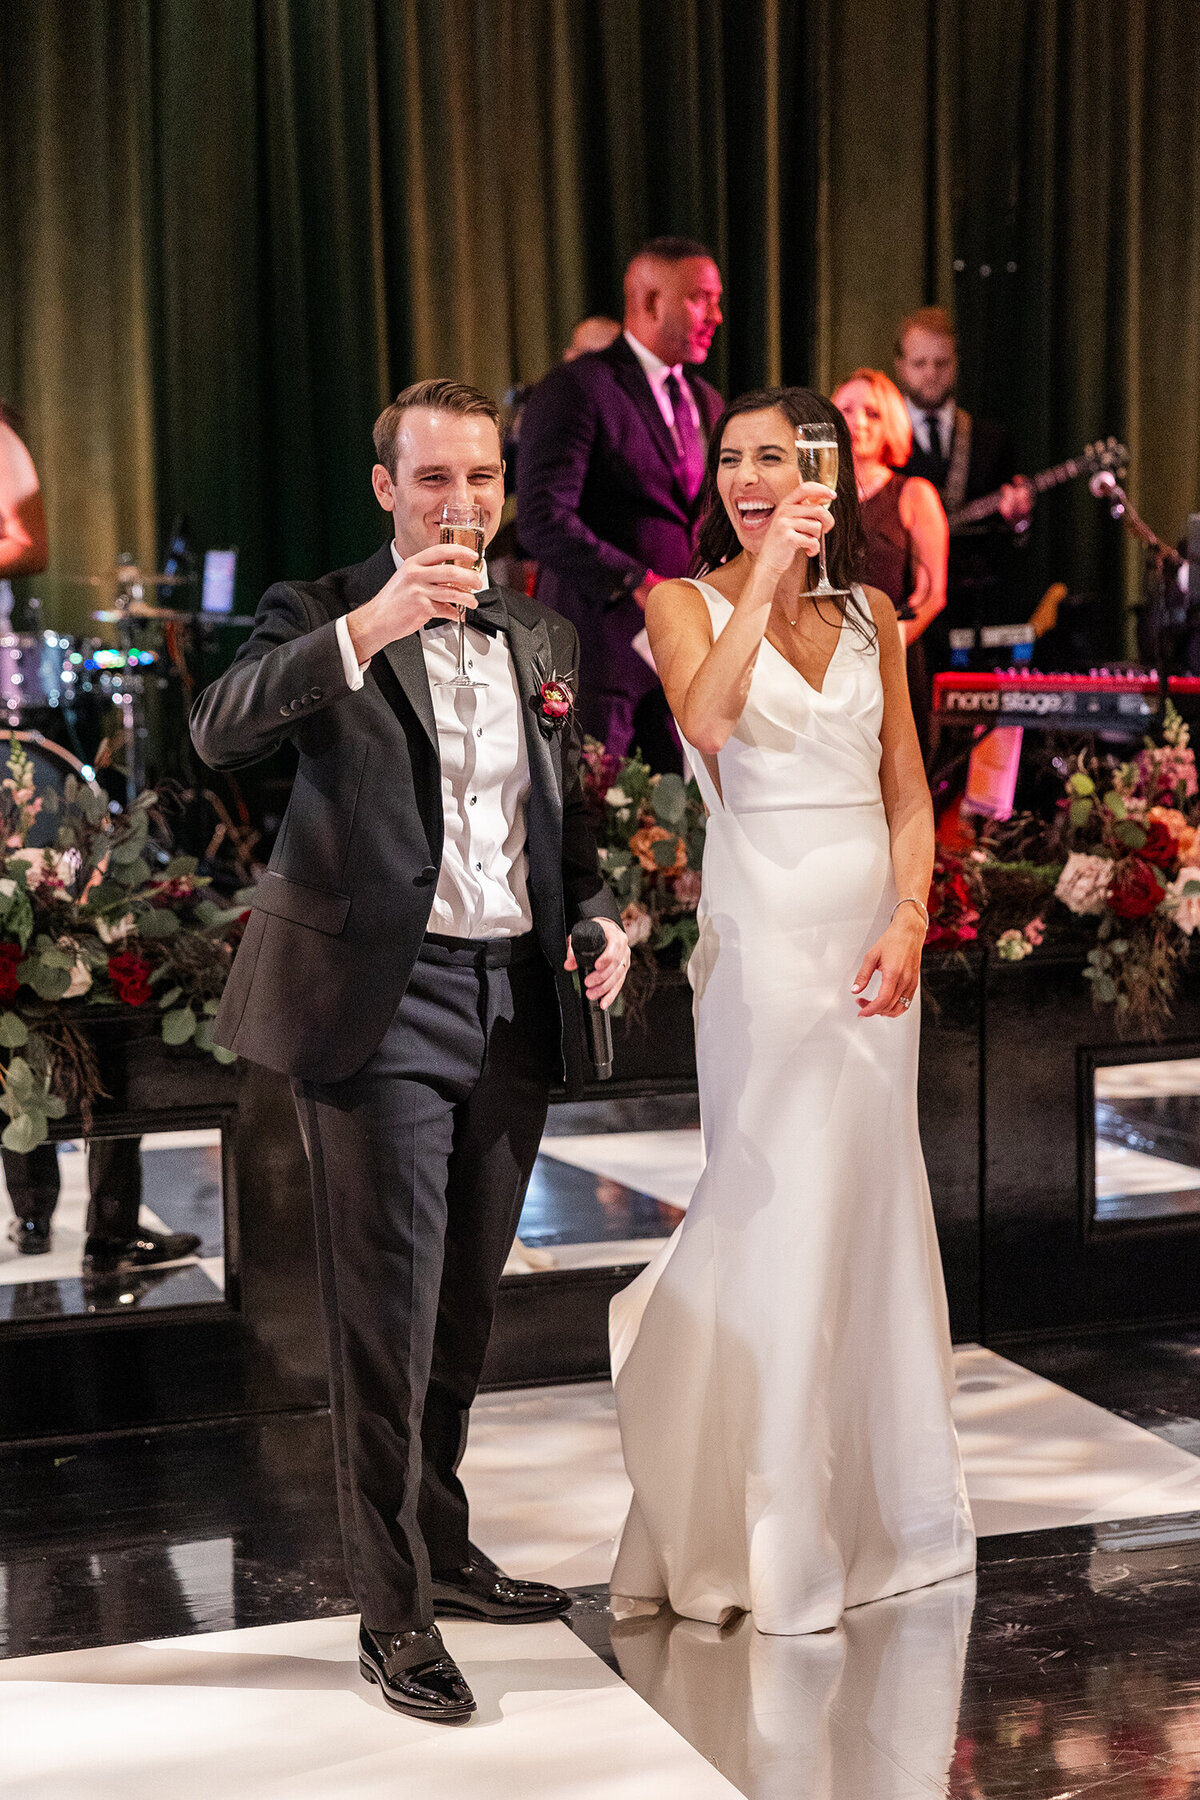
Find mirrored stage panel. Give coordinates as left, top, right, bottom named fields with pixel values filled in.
left=1094, top=1056, right=1200, bottom=1226
left=0, top=1128, right=226, bottom=1321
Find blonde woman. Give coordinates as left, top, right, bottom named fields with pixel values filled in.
left=833, top=367, right=948, bottom=750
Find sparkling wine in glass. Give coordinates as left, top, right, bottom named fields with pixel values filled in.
left=436, top=502, right=486, bottom=690
left=795, top=424, right=847, bottom=599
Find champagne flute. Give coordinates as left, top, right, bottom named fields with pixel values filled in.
left=436, top=501, right=486, bottom=690
left=795, top=423, right=848, bottom=599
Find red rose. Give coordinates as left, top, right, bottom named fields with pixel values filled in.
left=1108, top=857, right=1164, bottom=920
left=0, top=942, right=21, bottom=1004
left=540, top=679, right=572, bottom=721
left=1138, top=819, right=1177, bottom=869
left=107, top=950, right=154, bottom=1007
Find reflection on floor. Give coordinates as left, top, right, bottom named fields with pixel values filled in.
left=5, top=1327, right=1200, bottom=1796
left=1094, top=1057, right=1200, bottom=1224
left=460, top=1350, right=1200, bottom=1590
left=0, top=1130, right=225, bottom=1320
left=513, top=1123, right=702, bottom=1274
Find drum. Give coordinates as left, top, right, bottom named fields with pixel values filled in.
left=0, top=635, right=60, bottom=718
left=0, top=731, right=104, bottom=847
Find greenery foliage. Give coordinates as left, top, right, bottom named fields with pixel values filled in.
left=0, top=747, right=247, bottom=1150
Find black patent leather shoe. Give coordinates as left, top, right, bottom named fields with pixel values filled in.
left=8, top=1217, right=51, bottom=1255
left=358, top=1622, right=475, bottom=1723
left=82, top=1228, right=201, bottom=1273
left=431, top=1546, right=571, bottom=1624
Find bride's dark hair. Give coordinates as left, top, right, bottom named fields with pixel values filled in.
left=690, top=386, right=874, bottom=644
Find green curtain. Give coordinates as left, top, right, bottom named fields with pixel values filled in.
left=2, top=0, right=1198, bottom=650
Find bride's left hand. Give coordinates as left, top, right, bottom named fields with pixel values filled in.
left=851, top=914, right=925, bottom=1019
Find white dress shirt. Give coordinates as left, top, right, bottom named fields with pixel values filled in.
left=905, top=394, right=956, bottom=459
left=624, top=330, right=702, bottom=450
left=334, top=545, right=533, bottom=938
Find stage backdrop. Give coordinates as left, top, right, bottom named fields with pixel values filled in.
left=1, top=0, right=1198, bottom=649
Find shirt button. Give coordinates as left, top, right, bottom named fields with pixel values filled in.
left=475, top=862, right=482, bottom=871
left=476, top=727, right=483, bottom=737
left=469, top=795, right=477, bottom=806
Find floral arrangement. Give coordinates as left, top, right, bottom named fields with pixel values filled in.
left=933, top=702, right=1200, bottom=1035
left=0, top=747, right=247, bottom=1151
left=582, top=739, right=706, bottom=990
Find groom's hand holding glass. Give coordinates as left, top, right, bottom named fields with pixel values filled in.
left=345, top=542, right=484, bottom=664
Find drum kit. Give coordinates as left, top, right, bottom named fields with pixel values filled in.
left=3, top=559, right=248, bottom=810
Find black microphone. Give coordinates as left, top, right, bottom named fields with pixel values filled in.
left=570, top=920, right=614, bottom=1080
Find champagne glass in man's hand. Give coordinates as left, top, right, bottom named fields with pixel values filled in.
left=437, top=501, right=487, bottom=690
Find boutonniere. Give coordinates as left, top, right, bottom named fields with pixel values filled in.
left=533, top=659, right=575, bottom=734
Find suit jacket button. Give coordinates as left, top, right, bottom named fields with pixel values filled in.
left=290, top=698, right=301, bottom=711
left=415, top=864, right=437, bottom=885
left=310, top=687, right=323, bottom=701
left=279, top=705, right=290, bottom=717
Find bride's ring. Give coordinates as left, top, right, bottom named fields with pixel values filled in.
left=900, top=995, right=912, bottom=1009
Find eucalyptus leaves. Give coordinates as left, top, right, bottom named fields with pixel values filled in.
left=0, top=747, right=246, bottom=1150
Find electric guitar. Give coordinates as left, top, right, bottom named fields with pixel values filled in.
left=947, top=437, right=1128, bottom=534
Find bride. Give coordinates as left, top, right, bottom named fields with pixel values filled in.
left=610, top=387, right=975, bottom=1636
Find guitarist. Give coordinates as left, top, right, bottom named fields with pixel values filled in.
left=893, top=307, right=1034, bottom=668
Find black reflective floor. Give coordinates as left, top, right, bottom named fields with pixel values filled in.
left=0, top=1136, right=225, bottom=1322
left=5, top=1328, right=1200, bottom=1798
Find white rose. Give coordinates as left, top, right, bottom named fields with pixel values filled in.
left=605, top=786, right=630, bottom=809
left=1168, top=867, right=1200, bottom=936
left=7, top=846, right=79, bottom=891
left=95, top=911, right=136, bottom=945
left=56, top=937, right=94, bottom=999
left=1054, top=851, right=1112, bottom=917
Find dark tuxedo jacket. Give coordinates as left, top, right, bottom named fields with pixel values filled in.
left=516, top=334, right=723, bottom=714
left=902, top=413, right=1016, bottom=508
left=189, top=541, right=620, bottom=1091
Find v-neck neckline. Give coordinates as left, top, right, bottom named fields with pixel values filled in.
left=761, top=616, right=846, bottom=700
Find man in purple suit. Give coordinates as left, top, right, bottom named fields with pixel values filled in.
left=517, top=238, right=724, bottom=769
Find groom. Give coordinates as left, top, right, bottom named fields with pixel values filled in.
left=190, top=379, right=628, bottom=1723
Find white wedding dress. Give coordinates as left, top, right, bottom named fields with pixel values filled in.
left=610, top=580, right=975, bottom=1636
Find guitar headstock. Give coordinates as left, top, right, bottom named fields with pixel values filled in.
left=1086, top=437, right=1129, bottom=477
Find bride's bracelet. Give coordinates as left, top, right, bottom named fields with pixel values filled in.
left=890, top=897, right=930, bottom=929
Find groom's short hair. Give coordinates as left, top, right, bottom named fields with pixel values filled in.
left=374, top=379, right=502, bottom=475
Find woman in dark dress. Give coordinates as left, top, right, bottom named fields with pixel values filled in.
left=833, top=369, right=947, bottom=752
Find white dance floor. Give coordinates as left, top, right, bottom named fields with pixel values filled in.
left=0, top=1614, right=740, bottom=1799
left=6, top=1345, right=1200, bottom=1797
left=463, top=1348, right=1200, bottom=1588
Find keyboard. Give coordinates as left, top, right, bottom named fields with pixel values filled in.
left=932, top=670, right=1200, bottom=737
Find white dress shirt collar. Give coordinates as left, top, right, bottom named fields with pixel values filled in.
left=624, top=331, right=699, bottom=437
left=624, top=329, right=681, bottom=388
left=904, top=394, right=956, bottom=456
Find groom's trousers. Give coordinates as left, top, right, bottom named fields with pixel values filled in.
left=292, top=932, right=557, bottom=1632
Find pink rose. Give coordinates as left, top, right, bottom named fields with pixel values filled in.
left=673, top=869, right=702, bottom=908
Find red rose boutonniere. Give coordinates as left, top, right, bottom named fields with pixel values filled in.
left=534, top=661, right=575, bottom=734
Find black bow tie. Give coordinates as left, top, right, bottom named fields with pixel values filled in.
left=424, top=590, right=508, bottom=636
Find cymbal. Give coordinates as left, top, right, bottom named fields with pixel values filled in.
left=92, top=605, right=192, bottom=623
left=69, top=570, right=189, bottom=588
